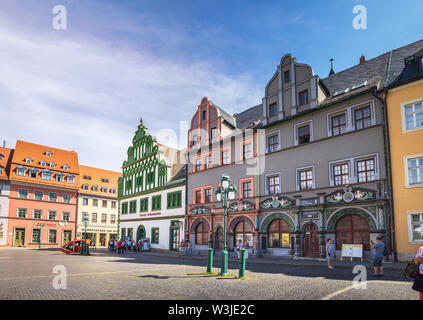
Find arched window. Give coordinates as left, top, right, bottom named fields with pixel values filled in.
left=335, top=214, right=370, bottom=251
left=268, top=218, right=291, bottom=248
left=195, top=222, right=209, bottom=245
left=234, top=220, right=253, bottom=245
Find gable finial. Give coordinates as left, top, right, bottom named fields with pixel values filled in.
left=329, top=58, right=335, bottom=76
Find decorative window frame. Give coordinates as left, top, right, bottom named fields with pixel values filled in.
left=293, top=120, right=313, bottom=146
left=192, top=185, right=213, bottom=204
left=48, top=192, right=58, bottom=202
left=407, top=211, right=423, bottom=244
left=62, top=193, right=71, bottom=203
left=17, top=208, right=27, bottom=218
left=239, top=139, right=253, bottom=161
left=401, top=97, right=423, bottom=133
left=33, top=190, right=44, bottom=201
left=264, top=172, right=282, bottom=195
left=351, top=100, right=376, bottom=129
left=17, top=165, right=26, bottom=177
left=18, top=188, right=29, bottom=199
left=326, top=109, right=349, bottom=137
left=239, top=176, right=254, bottom=199
left=404, top=153, right=423, bottom=188
left=151, top=195, right=162, bottom=211
left=295, top=165, right=316, bottom=191
left=33, top=209, right=42, bottom=219
left=265, top=130, right=281, bottom=153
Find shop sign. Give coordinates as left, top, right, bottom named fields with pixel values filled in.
left=301, top=211, right=318, bottom=219
left=139, top=212, right=161, bottom=217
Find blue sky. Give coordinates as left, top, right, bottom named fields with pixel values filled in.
left=1, top=0, right=422, bottom=171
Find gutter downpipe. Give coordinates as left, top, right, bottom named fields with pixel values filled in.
left=371, top=86, right=397, bottom=262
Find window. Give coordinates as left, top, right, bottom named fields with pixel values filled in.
left=63, top=194, right=71, bottom=204
left=101, top=214, right=107, bottom=223
left=33, top=209, right=42, bottom=219
left=268, top=219, right=291, bottom=248
left=49, top=192, right=57, bottom=202
left=25, top=158, right=32, bottom=164
left=101, top=178, right=109, bottom=183
left=110, top=188, right=116, bottom=195
left=101, top=187, right=108, bottom=193
left=357, top=158, right=375, bottom=182
left=152, top=195, right=161, bottom=211
left=140, top=198, right=148, bottom=212
left=29, top=168, right=37, bottom=178
left=221, top=150, right=230, bottom=165
left=408, top=157, right=423, bottom=185
left=210, top=127, right=218, bottom=139
left=297, top=124, right=310, bottom=144
left=331, top=113, right=347, bottom=136
left=204, top=188, right=212, bottom=203
left=195, top=190, right=202, bottom=204
left=49, top=162, right=56, bottom=168
left=410, top=213, right=423, bottom=242
left=111, top=201, right=116, bottom=209
left=121, top=202, right=128, bottom=214
left=42, top=170, right=52, bottom=180
left=129, top=200, right=137, bottom=213
left=284, top=70, right=290, bottom=83
left=67, top=175, right=74, bottom=184
left=83, top=198, right=88, bottom=205
left=333, top=163, right=349, bottom=185
left=151, top=227, right=159, bottom=244
left=242, top=143, right=252, bottom=160
left=299, top=90, right=309, bottom=106
left=267, top=134, right=279, bottom=153
left=267, top=175, right=280, bottom=195
left=299, top=169, right=313, bottom=190
left=102, top=200, right=107, bottom=208
left=269, top=103, right=277, bottom=117
left=242, top=181, right=252, bottom=198
left=354, top=106, right=371, bottom=130
left=48, top=211, right=56, bottom=220
left=40, top=161, right=46, bottom=166
left=18, top=189, right=28, bottom=199
left=110, top=214, right=116, bottom=224
left=91, top=213, right=97, bottom=223
left=195, top=158, right=202, bottom=171
left=92, top=185, right=99, bottom=192
left=195, top=222, right=209, bottom=245
left=32, top=229, right=41, bottom=244
left=82, top=184, right=89, bottom=190
left=167, top=191, right=182, bottom=209
left=147, top=172, right=154, bottom=183
left=56, top=173, right=64, bottom=182
left=93, top=199, right=98, bottom=207
left=48, top=230, right=57, bottom=244
left=136, top=176, right=142, bottom=187
left=404, top=101, right=423, bottom=131
left=17, top=166, right=26, bottom=177
left=191, top=134, right=198, bottom=147
left=62, top=212, right=70, bottom=221
left=17, top=208, right=27, bottom=218
left=205, top=155, right=212, bottom=169
left=83, top=175, right=91, bottom=180
left=45, top=151, right=52, bottom=157
left=63, top=164, right=69, bottom=170
left=33, top=191, right=43, bottom=201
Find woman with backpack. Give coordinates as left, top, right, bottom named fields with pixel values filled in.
left=413, top=246, right=423, bottom=300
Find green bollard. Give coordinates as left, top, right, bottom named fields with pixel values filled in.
left=239, top=248, right=246, bottom=278
left=207, top=248, right=214, bottom=273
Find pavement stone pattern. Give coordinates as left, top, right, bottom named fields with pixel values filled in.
left=0, top=248, right=419, bottom=300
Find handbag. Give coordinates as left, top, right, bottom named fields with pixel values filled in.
left=404, top=260, right=418, bottom=279
left=412, top=267, right=423, bottom=293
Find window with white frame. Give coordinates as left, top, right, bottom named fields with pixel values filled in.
left=333, top=163, right=349, bottom=186
left=40, top=161, right=46, bottom=166
left=298, top=168, right=313, bottom=190
left=34, top=190, right=43, bottom=201
left=17, top=208, right=27, bottom=218
left=17, top=166, right=26, bottom=177
left=195, top=158, right=202, bottom=171
left=48, top=211, right=56, bottom=220
left=242, top=181, right=252, bottom=198
left=357, top=158, right=376, bottom=182
left=63, top=194, right=71, bottom=204
left=330, top=113, right=347, bottom=136
left=407, top=156, right=423, bottom=185
left=82, top=184, right=89, bottom=190
left=221, top=149, right=230, bottom=165
left=50, top=162, right=56, bottom=168
left=25, top=158, right=32, bottom=164
left=62, top=212, right=70, bottom=221
left=354, top=106, right=372, bottom=130
left=49, top=192, right=58, bottom=202
left=18, top=189, right=28, bottom=199
left=205, top=155, right=212, bottom=169
left=409, top=212, right=423, bottom=242
left=267, top=133, right=279, bottom=153
left=56, top=173, right=64, bottom=182
left=63, top=164, right=69, bottom=170
left=33, top=209, right=42, bottom=219
left=45, top=151, right=52, bottom=157
left=41, top=170, right=52, bottom=180
left=242, top=143, right=252, bottom=160
left=67, top=174, right=74, bottom=184
left=29, top=168, right=38, bottom=178
left=294, top=121, right=313, bottom=145
left=404, top=101, right=423, bottom=131
left=266, top=173, right=281, bottom=195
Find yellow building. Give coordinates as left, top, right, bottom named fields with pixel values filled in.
left=387, top=48, right=423, bottom=261
left=77, top=165, right=121, bottom=247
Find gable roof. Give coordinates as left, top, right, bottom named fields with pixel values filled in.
left=235, top=104, right=263, bottom=129
left=389, top=47, right=423, bottom=88
left=0, top=147, right=13, bottom=180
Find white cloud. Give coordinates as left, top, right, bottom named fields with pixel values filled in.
left=0, top=5, right=262, bottom=172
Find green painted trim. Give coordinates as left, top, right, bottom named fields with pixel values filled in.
left=167, top=190, right=182, bottom=209
left=152, top=195, right=162, bottom=211
left=129, top=200, right=137, bottom=213
left=118, top=181, right=185, bottom=200
left=151, top=227, right=159, bottom=244
left=139, top=197, right=148, bottom=212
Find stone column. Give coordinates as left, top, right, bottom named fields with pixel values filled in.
left=95, top=232, right=100, bottom=248
left=317, top=205, right=326, bottom=258
left=105, top=233, right=110, bottom=247
left=293, top=207, right=301, bottom=258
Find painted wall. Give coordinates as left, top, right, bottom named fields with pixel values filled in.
left=0, top=182, right=10, bottom=245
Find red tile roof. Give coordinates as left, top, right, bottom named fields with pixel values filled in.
left=78, top=165, right=121, bottom=198
left=0, top=147, right=13, bottom=180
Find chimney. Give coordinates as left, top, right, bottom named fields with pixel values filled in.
left=360, top=55, right=366, bottom=64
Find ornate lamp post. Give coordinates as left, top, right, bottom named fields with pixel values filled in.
left=81, top=213, right=90, bottom=256
left=215, top=174, right=237, bottom=276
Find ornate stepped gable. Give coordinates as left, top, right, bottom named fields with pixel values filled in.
left=118, top=119, right=168, bottom=197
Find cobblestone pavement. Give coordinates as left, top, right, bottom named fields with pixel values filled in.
left=0, top=248, right=418, bottom=300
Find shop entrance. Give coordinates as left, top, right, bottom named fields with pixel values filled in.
left=170, top=228, right=180, bottom=251
left=62, top=230, right=72, bottom=245
left=136, top=225, right=146, bottom=242
left=14, top=228, right=25, bottom=246
left=302, top=223, right=320, bottom=257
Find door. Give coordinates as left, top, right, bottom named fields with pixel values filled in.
left=63, top=230, right=72, bottom=245
left=14, top=228, right=25, bottom=246
left=170, top=228, right=180, bottom=251
left=335, top=214, right=370, bottom=251
left=215, top=227, right=223, bottom=249
left=302, top=223, right=320, bottom=257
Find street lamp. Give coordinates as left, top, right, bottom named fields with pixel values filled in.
left=81, top=213, right=90, bottom=256
left=215, top=174, right=237, bottom=276
left=34, top=223, right=45, bottom=249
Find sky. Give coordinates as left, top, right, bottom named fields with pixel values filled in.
left=0, top=0, right=422, bottom=172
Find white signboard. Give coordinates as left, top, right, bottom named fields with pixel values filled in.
left=341, top=244, right=363, bottom=261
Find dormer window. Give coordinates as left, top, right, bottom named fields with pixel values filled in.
left=56, top=172, right=64, bottom=182
left=41, top=169, right=52, bottom=181
left=101, top=187, right=108, bottom=193
left=45, top=151, right=52, bottom=157
left=110, top=188, right=116, bottom=194
left=83, top=175, right=91, bottom=180
left=63, top=164, right=69, bottom=170
left=67, top=174, right=74, bottom=184
left=29, top=167, right=38, bottom=178
left=25, top=158, right=32, bottom=164
left=40, top=161, right=46, bottom=166
left=92, top=185, right=99, bottom=192
left=17, top=165, right=26, bottom=177
left=50, top=162, right=56, bottom=168
left=101, top=178, right=109, bottom=183
left=82, top=183, right=89, bottom=190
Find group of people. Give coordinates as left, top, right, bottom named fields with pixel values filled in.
left=236, top=239, right=250, bottom=260
left=108, top=239, right=145, bottom=254
left=325, top=237, right=423, bottom=300
left=178, top=240, right=192, bottom=256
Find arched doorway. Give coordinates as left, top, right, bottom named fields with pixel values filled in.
left=335, top=215, right=370, bottom=251
left=136, top=225, right=146, bottom=242
left=267, top=218, right=291, bottom=249
left=234, top=220, right=253, bottom=247
left=195, top=222, right=209, bottom=245
left=302, top=223, right=320, bottom=257
left=215, top=227, right=223, bottom=249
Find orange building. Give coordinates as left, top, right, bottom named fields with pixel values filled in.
left=6, top=140, right=79, bottom=247
left=387, top=49, right=423, bottom=260
left=0, top=147, right=13, bottom=246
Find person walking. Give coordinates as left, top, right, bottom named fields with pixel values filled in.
left=326, top=239, right=335, bottom=269
left=236, top=239, right=243, bottom=260
left=412, top=246, right=423, bottom=300
left=138, top=239, right=143, bottom=253
left=370, top=237, right=385, bottom=277
left=117, top=239, right=123, bottom=254
left=187, top=240, right=192, bottom=256
left=243, top=239, right=249, bottom=260
left=179, top=240, right=185, bottom=256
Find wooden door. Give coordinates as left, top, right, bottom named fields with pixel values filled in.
left=14, top=228, right=25, bottom=246
left=302, top=223, right=320, bottom=257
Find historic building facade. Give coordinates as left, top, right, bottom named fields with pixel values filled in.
left=6, top=140, right=79, bottom=247
left=0, top=147, right=13, bottom=246
left=76, top=165, right=121, bottom=247
left=386, top=48, right=423, bottom=261
left=118, top=119, right=186, bottom=252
